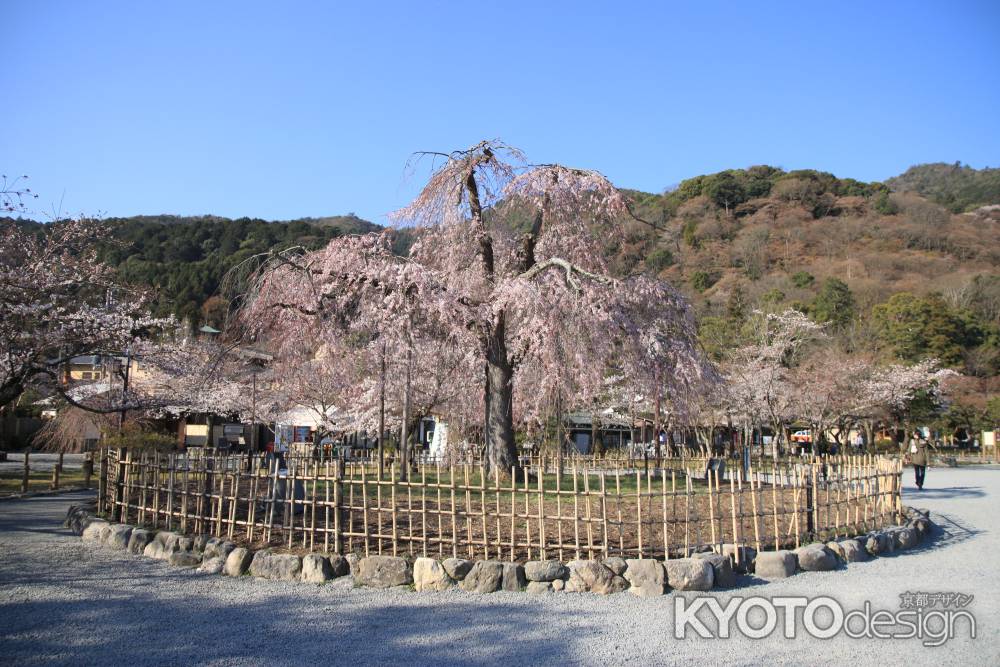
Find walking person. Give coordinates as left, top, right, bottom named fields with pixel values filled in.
left=908, top=431, right=934, bottom=490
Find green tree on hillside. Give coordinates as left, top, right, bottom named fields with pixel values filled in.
left=705, top=172, right=746, bottom=214
left=871, top=293, right=981, bottom=365
left=811, top=278, right=855, bottom=328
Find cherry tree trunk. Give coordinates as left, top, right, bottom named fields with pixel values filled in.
left=484, top=322, right=518, bottom=478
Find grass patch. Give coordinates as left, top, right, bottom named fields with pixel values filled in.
left=0, top=470, right=89, bottom=496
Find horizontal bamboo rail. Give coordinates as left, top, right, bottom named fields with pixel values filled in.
left=100, top=448, right=903, bottom=562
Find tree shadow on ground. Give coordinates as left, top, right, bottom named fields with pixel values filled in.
left=0, top=572, right=606, bottom=667
left=901, top=485, right=984, bottom=500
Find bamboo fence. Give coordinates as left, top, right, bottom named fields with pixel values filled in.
left=99, top=449, right=903, bottom=563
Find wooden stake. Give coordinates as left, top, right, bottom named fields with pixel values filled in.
left=636, top=469, right=643, bottom=558
left=600, top=471, right=609, bottom=559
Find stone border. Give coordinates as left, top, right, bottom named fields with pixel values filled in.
left=65, top=503, right=934, bottom=596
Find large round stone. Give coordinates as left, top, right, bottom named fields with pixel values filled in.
left=623, top=559, right=666, bottom=596
left=301, top=554, right=334, bottom=583
left=355, top=555, right=413, bottom=588
left=565, top=560, right=615, bottom=593
left=224, top=547, right=253, bottom=576
left=755, top=550, right=797, bottom=579
left=524, top=559, right=568, bottom=582
left=665, top=558, right=714, bottom=591
left=459, top=561, right=504, bottom=593
left=413, top=557, right=455, bottom=592
left=441, top=558, right=474, bottom=581
left=795, top=544, right=838, bottom=571
left=693, top=552, right=736, bottom=588
left=250, top=551, right=303, bottom=581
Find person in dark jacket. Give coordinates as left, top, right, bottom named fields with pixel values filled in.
left=908, top=432, right=934, bottom=489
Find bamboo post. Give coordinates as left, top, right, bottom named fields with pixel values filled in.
left=524, top=463, right=532, bottom=560
left=537, top=461, right=545, bottom=560
left=136, top=451, right=145, bottom=525
left=771, top=469, right=779, bottom=551
left=580, top=464, right=593, bottom=559
left=167, top=453, right=176, bottom=531
left=407, top=464, right=414, bottom=553
left=21, top=448, right=30, bottom=494
left=265, top=458, right=278, bottom=544
left=600, top=471, right=609, bottom=559
left=661, top=466, right=668, bottom=559
left=811, top=462, right=819, bottom=540
left=229, top=465, right=240, bottom=541
left=421, top=464, right=428, bottom=557
left=118, top=448, right=128, bottom=524
left=481, top=464, right=489, bottom=560
left=730, top=472, right=739, bottom=566
left=197, top=454, right=207, bottom=536
left=376, top=459, right=384, bottom=554
left=636, top=469, right=643, bottom=558
left=684, top=473, right=691, bottom=557
left=450, top=465, right=458, bottom=558
left=707, top=465, right=716, bottom=548
left=750, top=467, right=761, bottom=554
left=214, top=464, right=224, bottom=537
left=247, top=463, right=258, bottom=543
left=285, top=459, right=295, bottom=549
left=509, top=466, right=516, bottom=561
left=51, top=451, right=63, bottom=491
left=464, top=465, right=474, bottom=558
left=714, top=468, right=723, bottom=551
left=572, top=461, right=581, bottom=559
left=792, top=467, right=801, bottom=548
left=151, top=453, right=160, bottom=529
left=494, top=469, right=503, bottom=561
left=615, top=467, right=624, bottom=554
left=180, top=452, right=190, bottom=534
left=362, top=462, right=371, bottom=557
left=436, top=461, right=444, bottom=557
left=83, top=452, right=93, bottom=489
left=390, top=464, right=397, bottom=556
left=671, top=470, right=677, bottom=559
left=556, top=463, right=564, bottom=562
left=309, top=462, right=319, bottom=550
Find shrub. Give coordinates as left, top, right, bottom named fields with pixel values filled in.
left=873, top=191, right=899, bottom=215
left=690, top=271, right=719, bottom=292
left=646, top=247, right=675, bottom=272
left=102, top=424, right=180, bottom=451
left=790, top=271, right=815, bottom=289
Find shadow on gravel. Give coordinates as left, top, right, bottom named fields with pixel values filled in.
left=920, top=511, right=982, bottom=550
left=0, top=586, right=599, bottom=667
left=901, top=485, right=984, bottom=500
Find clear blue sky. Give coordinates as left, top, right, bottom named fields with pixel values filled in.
left=4, top=1, right=999, bottom=224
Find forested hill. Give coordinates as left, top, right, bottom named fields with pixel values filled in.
left=3, top=213, right=383, bottom=327
left=608, top=162, right=1000, bottom=389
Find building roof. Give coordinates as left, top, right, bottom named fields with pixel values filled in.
left=69, top=355, right=100, bottom=365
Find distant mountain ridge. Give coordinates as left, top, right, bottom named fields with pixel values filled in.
left=101, top=212, right=383, bottom=233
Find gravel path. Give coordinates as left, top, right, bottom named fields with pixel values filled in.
left=1, top=467, right=998, bottom=666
